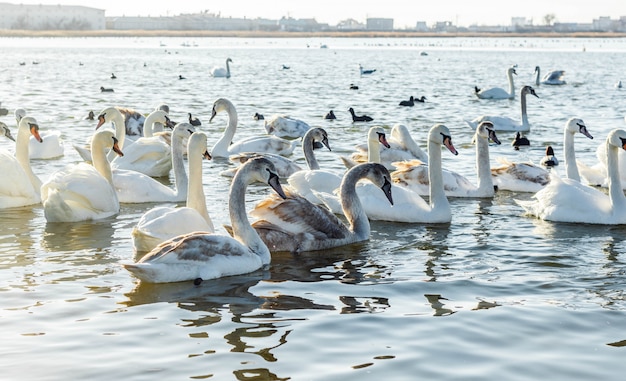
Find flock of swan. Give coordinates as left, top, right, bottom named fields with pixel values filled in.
left=1, top=65, right=626, bottom=285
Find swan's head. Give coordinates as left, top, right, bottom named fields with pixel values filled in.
left=565, top=118, right=593, bottom=140
left=607, top=129, right=626, bottom=151
left=508, top=66, right=517, bottom=75
left=226, top=58, right=233, bottom=63
left=96, top=107, right=122, bottom=130
left=534, top=66, right=540, bottom=73
left=209, top=98, right=233, bottom=123
left=521, top=86, right=539, bottom=98
left=369, top=127, right=390, bottom=149
left=390, top=124, right=411, bottom=141
left=242, top=157, right=287, bottom=200
left=14, top=108, right=26, bottom=123
left=92, top=130, right=123, bottom=157
left=19, top=116, right=42, bottom=143
left=430, top=124, right=458, bottom=156
left=306, top=127, right=331, bottom=151
left=172, top=122, right=196, bottom=139
left=476, top=122, right=501, bottom=145
left=0, top=121, right=15, bottom=142
left=361, top=163, right=394, bottom=206
left=188, top=131, right=212, bottom=161
left=155, top=103, right=170, bottom=114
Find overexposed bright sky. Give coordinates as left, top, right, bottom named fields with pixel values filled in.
left=12, top=0, right=626, bottom=28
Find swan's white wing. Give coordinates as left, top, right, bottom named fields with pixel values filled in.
left=111, top=137, right=172, bottom=177
left=0, top=150, right=40, bottom=208
left=29, top=130, right=64, bottom=159
left=287, top=169, right=343, bottom=204
left=112, top=168, right=180, bottom=203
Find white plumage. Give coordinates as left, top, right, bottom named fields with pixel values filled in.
left=475, top=66, right=517, bottom=100
left=466, top=85, right=539, bottom=132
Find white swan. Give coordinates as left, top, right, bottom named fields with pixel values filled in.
left=290, top=126, right=388, bottom=204
left=391, top=121, right=500, bottom=198
left=0, top=116, right=42, bottom=208
left=41, top=130, right=123, bottom=222
left=475, top=66, right=517, bottom=100
left=123, top=157, right=287, bottom=284
left=316, top=124, right=458, bottom=223
left=209, top=98, right=297, bottom=159
left=221, top=127, right=331, bottom=179
left=535, top=66, right=566, bottom=85
left=15, top=109, right=64, bottom=160
left=112, top=123, right=194, bottom=203
left=131, top=132, right=214, bottom=252
left=72, top=106, right=133, bottom=163
left=466, top=85, right=539, bottom=132
left=249, top=163, right=393, bottom=253
left=263, top=114, right=311, bottom=139
left=210, top=57, right=232, bottom=78
left=345, top=124, right=428, bottom=169
left=110, top=110, right=173, bottom=177
left=491, top=117, right=594, bottom=192
left=516, top=129, right=626, bottom=224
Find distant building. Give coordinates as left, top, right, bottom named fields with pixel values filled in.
left=0, top=2, right=104, bottom=30
left=414, top=21, right=429, bottom=32
left=366, top=18, right=393, bottom=31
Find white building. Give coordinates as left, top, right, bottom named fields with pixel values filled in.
left=0, top=2, right=104, bottom=30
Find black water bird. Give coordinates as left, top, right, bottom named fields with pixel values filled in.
left=188, top=113, right=202, bottom=126
left=253, top=112, right=265, bottom=121
left=324, top=110, right=337, bottom=120
left=348, top=107, right=373, bottom=122
left=511, top=131, right=530, bottom=150
left=399, top=96, right=415, bottom=107
left=100, top=86, right=114, bottom=92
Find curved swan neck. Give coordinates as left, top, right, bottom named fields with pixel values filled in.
left=475, top=135, right=494, bottom=193
left=16, top=121, right=42, bottom=192
left=367, top=135, right=381, bottom=163
left=186, top=148, right=213, bottom=230
left=340, top=165, right=370, bottom=239
left=520, top=90, right=530, bottom=128
left=92, top=137, right=115, bottom=185
left=106, top=112, right=126, bottom=161
left=607, top=142, right=626, bottom=210
left=211, top=102, right=237, bottom=157
left=171, top=129, right=189, bottom=196
left=428, top=139, right=448, bottom=209
left=142, top=112, right=159, bottom=138
left=230, top=167, right=271, bottom=263
left=534, top=67, right=541, bottom=86
left=302, top=133, right=320, bottom=170
left=226, top=59, right=231, bottom=77
left=563, top=129, right=580, bottom=181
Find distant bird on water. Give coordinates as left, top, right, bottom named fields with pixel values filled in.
left=100, top=86, right=114, bottom=92
left=349, top=107, right=373, bottom=123
left=349, top=83, right=359, bottom=90
left=254, top=112, right=265, bottom=121
left=179, top=74, right=186, bottom=80
left=399, top=96, right=415, bottom=107
left=324, top=110, right=337, bottom=120
left=111, top=73, right=117, bottom=79
left=511, top=131, right=530, bottom=150
left=540, top=146, right=559, bottom=168
left=414, top=96, right=427, bottom=103
left=282, top=64, right=290, bottom=70
left=359, top=64, right=376, bottom=75
left=188, top=113, right=202, bottom=126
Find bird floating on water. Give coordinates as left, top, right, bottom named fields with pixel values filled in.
left=512, top=131, right=530, bottom=150
left=100, top=86, right=114, bottom=92
left=349, top=107, right=373, bottom=122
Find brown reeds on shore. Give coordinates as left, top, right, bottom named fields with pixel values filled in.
left=1, top=29, right=626, bottom=38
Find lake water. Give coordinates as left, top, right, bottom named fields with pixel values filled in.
left=1, top=35, right=626, bottom=380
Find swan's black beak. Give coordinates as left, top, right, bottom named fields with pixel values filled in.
left=267, top=171, right=287, bottom=200
left=381, top=177, right=394, bottom=206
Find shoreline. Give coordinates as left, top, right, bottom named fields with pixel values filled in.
left=1, top=29, right=626, bottom=38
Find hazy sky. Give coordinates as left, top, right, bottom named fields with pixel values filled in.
left=13, top=0, right=626, bottom=28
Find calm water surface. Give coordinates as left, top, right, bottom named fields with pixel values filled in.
left=1, top=36, right=626, bottom=380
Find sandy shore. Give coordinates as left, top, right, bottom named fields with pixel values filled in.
left=1, top=29, right=625, bottom=38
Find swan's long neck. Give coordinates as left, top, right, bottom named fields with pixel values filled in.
left=396, top=128, right=426, bottom=161
left=535, top=68, right=541, bottom=86
left=142, top=113, right=157, bottom=138
left=186, top=150, right=213, bottom=230
left=340, top=166, right=370, bottom=240
left=211, top=104, right=237, bottom=157
left=507, top=70, right=515, bottom=97
left=230, top=169, right=271, bottom=264
left=520, top=91, right=530, bottom=129
left=171, top=130, right=189, bottom=197
left=16, top=124, right=41, bottom=193
left=302, top=134, right=320, bottom=170
left=226, top=60, right=231, bottom=77
left=428, top=140, right=450, bottom=212
left=606, top=143, right=626, bottom=211
left=475, top=136, right=494, bottom=194
left=92, top=139, right=115, bottom=186
left=107, top=113, right=126, bottom=161
left=564, top=129, right=581, bottom=181
left=367, top=138, right=381, bottom=163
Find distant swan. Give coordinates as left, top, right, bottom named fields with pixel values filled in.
left=123, top=157, right=287, bottom=284
left=41, top=130, right=123, bottom=222
left=466, top=85, right=539, bottom=132
left=264, top=114, right=311, bottom=139
left=359, top=64, right=376, bottom=75
left=209, top=98, right=297, bottom=158
left=131, top=132, right=214, bottom=252
left=15, top=109, right=64, bottom=160
left=210, top=57, right=232, bottom=78
left=249, top=163, right=393, bottom=253
left=475, top=66, right=517, bottom=100
left=392, top=121, right=500, bottom=198
left=0, top=116, right=43, bottom=208
left=516, top=128, right=626, bottom=224
left=316, top=124, right=459, bottom=223
left=534, top=66, right=566, bottom=85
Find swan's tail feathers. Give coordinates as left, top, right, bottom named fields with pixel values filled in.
left=340, top=156, right=358, bottom=169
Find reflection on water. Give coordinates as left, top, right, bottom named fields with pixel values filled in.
left=42, top=218, right=116, bottom=252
